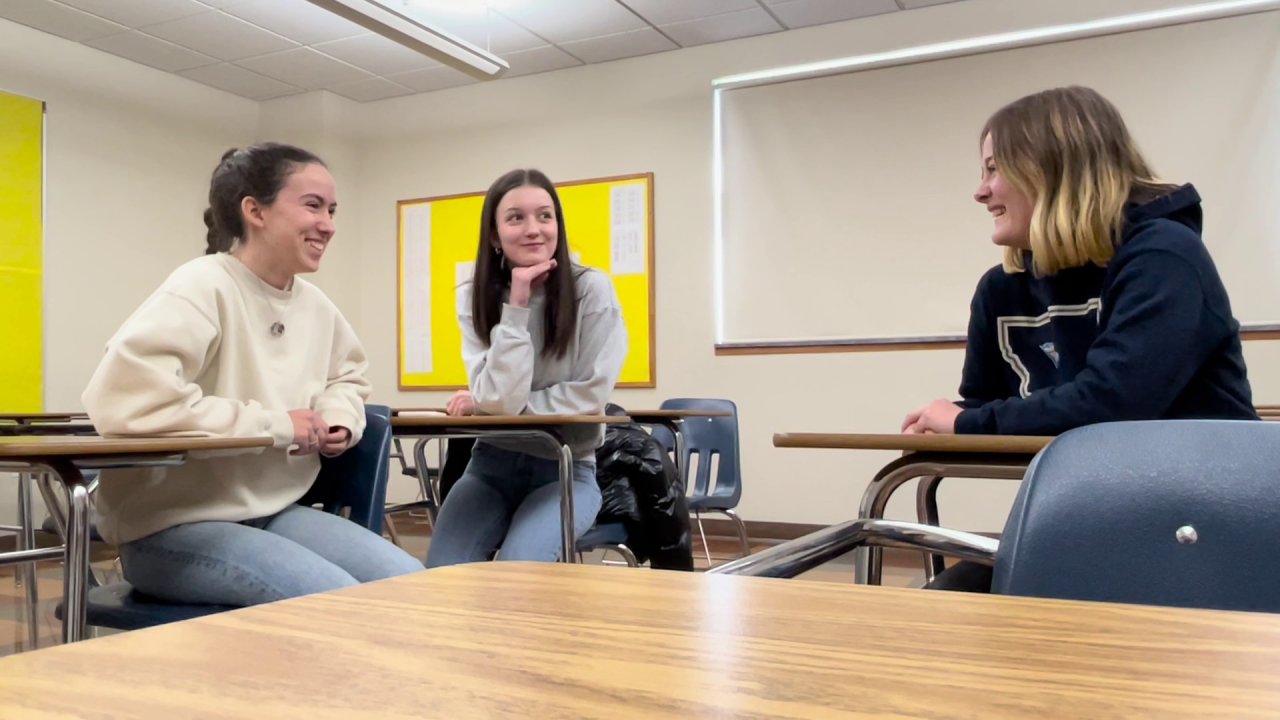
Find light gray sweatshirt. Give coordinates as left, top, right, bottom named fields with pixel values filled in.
left=457, top=266, right=628, bottom=460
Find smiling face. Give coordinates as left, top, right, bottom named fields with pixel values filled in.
left=494, top=184, right=558, bottom=268
left=242, top=162, right=337, bottom=275
left=974, top=133, right=1033, bottom=250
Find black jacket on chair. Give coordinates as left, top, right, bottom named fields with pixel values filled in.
left=596, top=404, right=694, bottom=571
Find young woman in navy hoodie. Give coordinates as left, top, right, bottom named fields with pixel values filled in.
left=902, top=86, right=1258, bottom=591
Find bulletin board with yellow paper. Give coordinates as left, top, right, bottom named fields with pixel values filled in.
left=397, top=173, right=655, bottom=390
left=0, top=90, right=43, bottom=411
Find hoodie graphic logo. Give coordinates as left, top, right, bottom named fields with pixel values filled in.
left=1040, top=342, right=1060, bottom=368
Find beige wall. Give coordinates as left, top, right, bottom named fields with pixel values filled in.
left=5, top=0, right=1280, bottom=530
left=345, top=0, right=1280, bottom=528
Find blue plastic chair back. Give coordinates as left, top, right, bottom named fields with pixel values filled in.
left=648, top=399, right=741, bottom=511
left=992, top=419, right=1280, bottom=613
left=297, top=404, right=392, bottom=534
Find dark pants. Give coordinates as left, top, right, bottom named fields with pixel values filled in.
left=924, top=561, right=993, bottom=592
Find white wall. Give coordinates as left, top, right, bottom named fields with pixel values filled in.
left=0, top=18, right=260, bottom=523
left=7, top=0, right=1280, bottom=532
left=344, top=0, right=1280, bottom=530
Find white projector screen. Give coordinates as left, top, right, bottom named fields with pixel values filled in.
left=718, top=10, right=1280, bottom=346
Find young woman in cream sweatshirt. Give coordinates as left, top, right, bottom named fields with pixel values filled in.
left=82, top=143, right=422, bottom=606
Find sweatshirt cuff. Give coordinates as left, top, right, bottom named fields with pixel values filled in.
left=318, top=409, right=364, bottom=446
left=264, top=410, right=296, bottom=448
left=954, top=409, right=983, bottom=435
left=500, top=303, right=531, bottom=329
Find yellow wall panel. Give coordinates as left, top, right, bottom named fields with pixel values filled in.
left=0, top=91, right=43, bottom=411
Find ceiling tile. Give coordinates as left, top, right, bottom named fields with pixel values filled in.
left=385, top=65, right=476, bottom=93
left=497, top=0, right=646, bottom=44
left=84, top=29, right=219, bottom=72
left=180, top=62, right=301, bottom=100
left=502, top=45, right=583, bottom=79
left=312, top=33, right=440, bottom=76
left=220, top=0, right=367, bottom=45
left=326, top=76, right=417, bottom=102
left=142, top=10, right=299, bottom=61
left=190, top=0, right=244, bottom=7
left=56, top=0, right=210, bottom=28
left=659, top=7, right=782, bottom=48
left=558, top=27, right=676, bottom=64
left=236, top=47, right=373, bottom=90
left=764, top=0, right=898, bottom=29
left=400, top=5, right=546, bottom=54
left=899, top=0, right=966, bottom=7
left=0, top=0, right=127, bottom=42
left=617, top=0, right=758, bottom=26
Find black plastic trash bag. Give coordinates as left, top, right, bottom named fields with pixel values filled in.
left=595, top=404, right=694, bottom=571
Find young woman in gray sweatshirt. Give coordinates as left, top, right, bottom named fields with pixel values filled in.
left=425, top=168, right=628, bottom=566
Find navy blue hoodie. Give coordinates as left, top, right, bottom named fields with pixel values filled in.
left=954, top=184, right=1257, bottom=436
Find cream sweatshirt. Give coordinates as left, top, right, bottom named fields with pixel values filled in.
left=82, top=253, right=371, bottom=545
left=458, top=266, right=628, bottom=460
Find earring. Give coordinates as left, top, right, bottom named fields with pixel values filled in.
left=495, top=246, right=506, bottom=269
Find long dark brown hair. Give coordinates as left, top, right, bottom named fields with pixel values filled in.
left=471, top=169, right=579, bottom=358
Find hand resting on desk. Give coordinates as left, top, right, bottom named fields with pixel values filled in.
left=902, top=399, right=962, bottom=435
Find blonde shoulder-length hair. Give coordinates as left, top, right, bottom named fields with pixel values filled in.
left=982, top=86, right=1178, bottom=276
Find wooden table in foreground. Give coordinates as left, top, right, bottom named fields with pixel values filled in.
left=0, top=435, right=274, bottom=643
left=2, top=562, right=1279, bottom=718
left=390, top=414, right=630, bottom=561
left=774, top=433, right=1054, bottom=585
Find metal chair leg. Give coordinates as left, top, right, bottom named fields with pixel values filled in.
left=609, top=544, right=639, bottom=568
left=694, top=511, right=713, bottom=568
left=916, top=476, right=946, bottom=583
left=18, top=473, right=38, bottom=650
left=383, top=513, right=401, bottom=546
left=718, top=508, right=751, bottom=558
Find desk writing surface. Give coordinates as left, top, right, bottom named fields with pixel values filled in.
left=0, top=563, right=1277, bottom=718
left=391, top=414, right=631, bottom=429
left=626, top=410, right=733, bottom=420
left=0, top=435, right=273, bottom=457
left=774, top=432, right=1052, bottom=455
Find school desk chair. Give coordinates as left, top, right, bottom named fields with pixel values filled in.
left=648, top=399, right=747, bottom=566
left=711, top=419, right=1280, bottom=613
left=54, top=404, right=397, bottom=633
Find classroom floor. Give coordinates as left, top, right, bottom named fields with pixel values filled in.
left=0, top=518, right=926, bottom=658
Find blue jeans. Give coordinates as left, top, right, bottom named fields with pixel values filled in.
left=119, top=505, right=424, bottom=606
left=425, top=443, right=602, bottom=567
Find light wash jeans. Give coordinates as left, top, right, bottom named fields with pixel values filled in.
left=119, top=505, right=424, bottom=606
left=425, top=442, right=602, bottom=567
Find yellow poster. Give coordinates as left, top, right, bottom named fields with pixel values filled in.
left=0, top=91, right=42, bottom=411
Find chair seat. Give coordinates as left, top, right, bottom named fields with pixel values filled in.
left=688, top=495, right=734, bottom=512
left=576, top=523, right=628, bottom=550
left=55, top=582, right=232, bottom=631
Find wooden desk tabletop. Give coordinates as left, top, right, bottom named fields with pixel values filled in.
left=627, top=409, right=733, bottom=420
left=389, top=407, right=448, bottom=415
left=775, top=432, right=1053, bottom=455
left=2, top=563, right=1278, bottom=718
left=0, top=435, right=273, bottom=458
left=391, top=414, right=631, bottom=428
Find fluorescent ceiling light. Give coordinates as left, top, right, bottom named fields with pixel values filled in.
left=305, top=0, right=509, bottom=79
